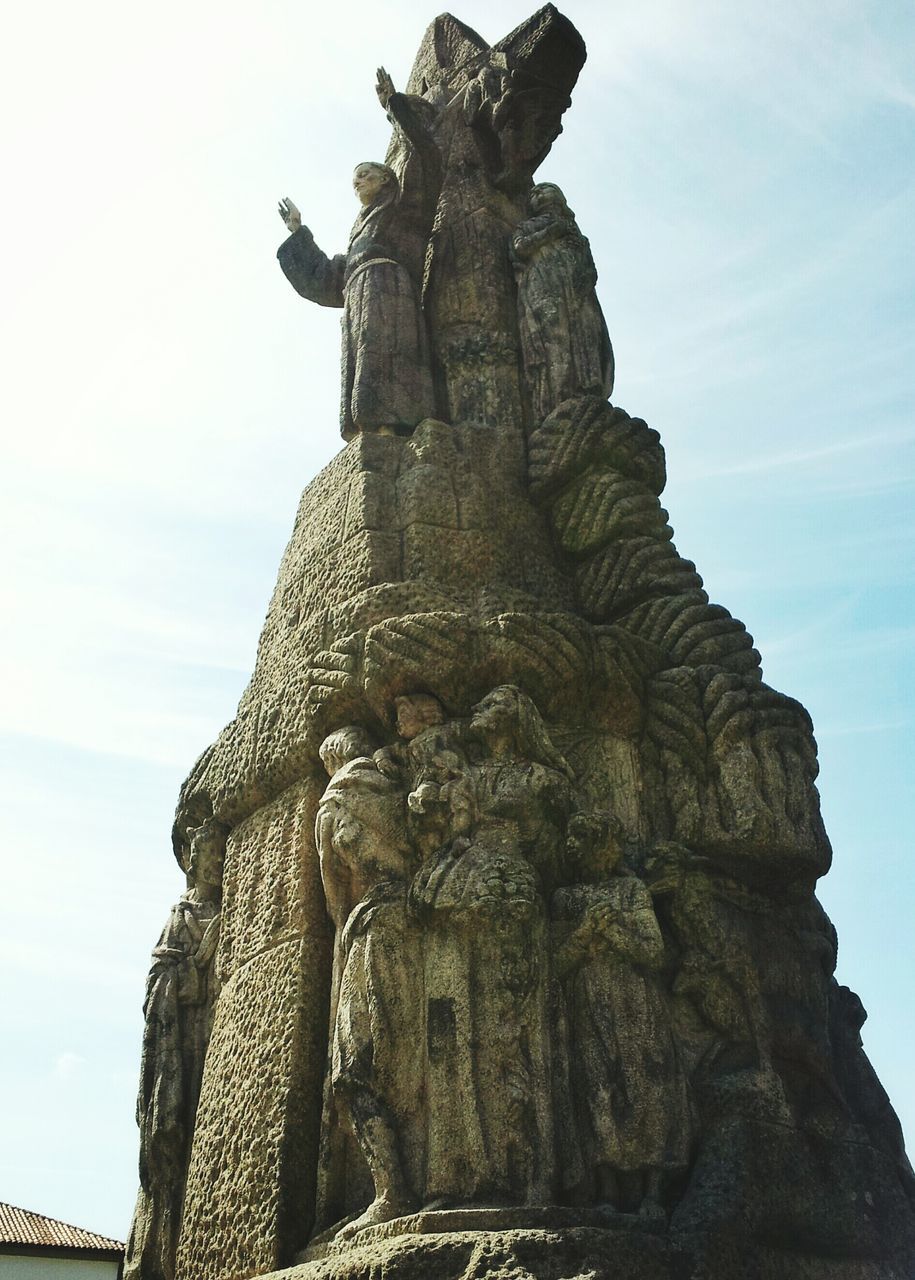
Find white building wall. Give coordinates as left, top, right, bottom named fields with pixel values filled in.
left=0, top=1256, right=119, bottom=1279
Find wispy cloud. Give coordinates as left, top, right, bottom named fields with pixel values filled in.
left=762, top=623, right=915, bottom=665
left=54, top=1052, right=87, bottom=1082
left=683, top=427, right=915, bottom=480
left=816, top=717, right=910, bottom=740
left=755, top=594, right=863, bottom=661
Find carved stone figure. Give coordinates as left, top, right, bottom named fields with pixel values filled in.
left=511, top=182, right=614, bottom=422
left=125, top=818, right=226, bottom=1280
left=277, top=72, right=439, bottom=439
left=830, top=984, right=915, bottom=1200
left=419, top=10, right=587, bottom=426
left=318, top=725, right=376, bottom=777
left=552, top=815, right=690, bottom=1216
left=394, top=692, right=446, bottom=742
left=315, top=744, right=423, bottom=1238
left=645, top=844, right=777, bottom=1084
left=412, top=686, right=573, bottom=1205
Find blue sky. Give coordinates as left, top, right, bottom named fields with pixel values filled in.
left=1, top=0, right=913, bottom=1242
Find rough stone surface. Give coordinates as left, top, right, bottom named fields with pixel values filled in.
left=125, top=818, right=225, bottom=1280
left=125, top=7, right=915, bottom=1280
left=175, top=783, right=331, bottom=1280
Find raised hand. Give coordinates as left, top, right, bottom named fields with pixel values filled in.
left=277, top=196, right=302, bottom=233
left=376, top=66, right=395, bottom=110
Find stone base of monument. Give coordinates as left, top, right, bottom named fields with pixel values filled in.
left=258, top=1213, right=906, bottom=1280
left=252, top=1188, right=914, bottom=1279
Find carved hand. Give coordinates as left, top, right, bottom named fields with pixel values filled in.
left=588, top=901, right=619, bottom=935
left=278, top=196, right=302, bottom=233
left=376, top=67, right=395, bottom=110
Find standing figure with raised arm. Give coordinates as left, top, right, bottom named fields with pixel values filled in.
left=278, top=70, right=441, bottom=440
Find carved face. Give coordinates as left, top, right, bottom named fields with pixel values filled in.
left=567, top=812, right=623, bottom=880
left=323, top=798, right=367, bottom=858
left=470, top=687, right=517, bottom=741
left=320, top=726, right=375, bottom=777
left=395, top=694, right=444, bottom=740
left=319, top=765, right=412, bottom=869
left=187, top=819, right=225, bottom=888
left=352, top=163, right=392, bottom=207
left=530, top=183, right=565, bottom=216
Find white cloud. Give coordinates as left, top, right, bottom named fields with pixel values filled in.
left=54, top=1052, right=87, bottom=1082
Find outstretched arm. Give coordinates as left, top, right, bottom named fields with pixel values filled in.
left=276, top=197, right=346, bottom=308
left=375, top=67, right=395, bottom=111
left=376, top=67, right=442, bottom=219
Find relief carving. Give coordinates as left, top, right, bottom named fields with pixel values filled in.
left=512, top=183, right=614, bottom=421
left=277, top=72, right=440, bottom=439
left=552, top=815, right=691, bottom=1217
left=125, top=818, right=227, bottom=1280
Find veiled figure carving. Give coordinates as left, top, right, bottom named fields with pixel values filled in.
left=411, top=686, right=574, bottom=1206
left=552, top=816, right=691, bottom=1216
left=125, top=818, right=226, bottom=1280
left=511, top=182, right=614, bottom=422
left=315, top=735, right=426, bottom=1239
left=646, top=844, right=777, bottom=1085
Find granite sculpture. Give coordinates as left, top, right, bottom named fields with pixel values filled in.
left=277, top=69, right=440, bottom=440
left=125, top=818, right=226, bottom=1280
left=512, top=182, right=614, bottom=419
left=126, top=7, right=915, bottom=1279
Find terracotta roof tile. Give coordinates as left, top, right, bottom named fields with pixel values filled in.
left=0, top=1202, right=124, bottom=1252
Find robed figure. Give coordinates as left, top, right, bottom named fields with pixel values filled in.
left=277, top=71, right=441, bottom=439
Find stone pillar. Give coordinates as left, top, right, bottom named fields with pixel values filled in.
left=175, top=781, right=331, bottom=1280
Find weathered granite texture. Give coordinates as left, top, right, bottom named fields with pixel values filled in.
left=125, top=7, right=915, bottom=1280
left=125, top=817, right=226, bottom=1280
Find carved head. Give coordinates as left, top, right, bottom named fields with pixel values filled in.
left=395, top=693, right=445, bottom=740
left=529, top=182, right=572, bottom=219
left=319, top=725, right=376, bottom=777
left=352, top=162, right=398, bottom=209
left=469, top=685, right=572, bottom=777
left=185, top=816, right=228, bottom=890
left=834, top=984, right=867, bottom=1037
left=566, top=811, right=623, bottom=881
left=318, top=757, right=412, bottom=863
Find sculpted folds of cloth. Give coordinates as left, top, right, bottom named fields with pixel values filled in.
left=277, top=71, right=440, bottom=439
left=125, top=818, right=226, bottom=1280
left=512, top=182, right=614, bottom=421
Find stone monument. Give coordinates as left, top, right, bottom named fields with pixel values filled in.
left=126, top=8, right=915, bottom=1279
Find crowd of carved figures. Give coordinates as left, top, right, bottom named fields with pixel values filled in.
left=303, top=687, right=913, bottom=1242
left=129, top=680, right=915, bottom=1270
